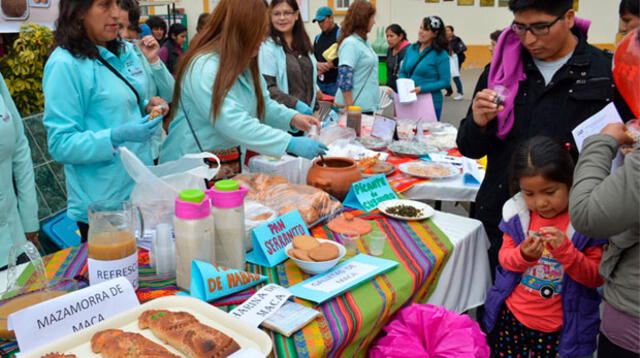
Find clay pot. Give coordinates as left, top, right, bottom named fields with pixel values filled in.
left=307, top=157, right=362, bottom=201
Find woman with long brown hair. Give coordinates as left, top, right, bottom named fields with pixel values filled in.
left=159, top=0, right=325, bottom=169
left=334, top=0, right=378, bottom=114
left=260, top=0, right=317, bottom=117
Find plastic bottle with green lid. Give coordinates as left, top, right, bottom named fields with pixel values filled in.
left=174, top=189, right=215, bottom=290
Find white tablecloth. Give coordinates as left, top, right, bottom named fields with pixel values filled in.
left=403, top=175, right=481, bottom=202
left=427, top=211, right=492, bottom=313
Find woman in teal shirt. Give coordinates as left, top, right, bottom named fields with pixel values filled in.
left=0, top=73, right=39, bottom=267
left=335, top=0, right=379, bottom=114
left=43, top=0, right=168, bottom=241
left=399, top=16, right=451, bottom=120
left=160, top=0, right=325, bottom=166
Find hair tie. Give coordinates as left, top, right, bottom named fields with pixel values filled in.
left=565, top=142, right=571, bottom=152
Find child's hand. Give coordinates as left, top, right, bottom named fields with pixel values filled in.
left=520, top=234, right=545, bottom=262
left=540, top=227, right=566, bottom=250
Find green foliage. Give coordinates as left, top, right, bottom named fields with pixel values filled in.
left=0, top=23, right=54, bottom=116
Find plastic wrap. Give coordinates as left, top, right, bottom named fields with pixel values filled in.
left=233, top=173, right=343, bottom=227
left=318, top=122, right=356, bottom=146
left=368, top=304, right=490, bottom=358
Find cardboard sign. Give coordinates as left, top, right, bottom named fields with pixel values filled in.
left=8, top=277, right=139, bottom=353
left=343, top=175, right=399, bottom=211
left=288, top=254, right=398, bottom=303
left=229, top=284, right=291, bottom=326
left=189, top=260, right=267, bottom=302
left=246, top=210, right=310, bottom=267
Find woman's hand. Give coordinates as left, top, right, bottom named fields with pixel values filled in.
left=520, top=234, right=544, bottom=262
left=291, top=114, right=320, bottom=132
left=138, top=35, right=161, bottom=64
left=411, top=87, right=421, bottom=94
left=146, top=97, right=169, bottom=116
left=540, top=226, right=567, bottom=251
left=472, top=89, right=503, bottom=128
left=25, top=232, right=42, bottom=252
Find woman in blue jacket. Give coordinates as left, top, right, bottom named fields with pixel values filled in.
left=0, top=73, right=39, bottom=266
left=259, top=0, right=317, bottom=117
left=43, top=0, right=169, bottom=241
left=399, top=16, right=450, bottom=120
left=159, top=0, right=325, bottom=170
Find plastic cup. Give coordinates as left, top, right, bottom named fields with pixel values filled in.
left=341, top=232, right=360, bottom=256
left=367, top=232, right=386, bottom=256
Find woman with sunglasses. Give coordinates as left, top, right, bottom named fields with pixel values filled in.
left=260, top=0, right=318, bottom=118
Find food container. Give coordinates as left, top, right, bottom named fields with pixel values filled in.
left=0, top=0, right=28, bottom=20
left=285, top=239, right=346, bottom=275
left=388, top=141, right=439, bottom=158
left=307, top=157, right=363, bottom=201
left=19, top=295, right=272, bottom=357
left=0, top=278, right=78, bottom=340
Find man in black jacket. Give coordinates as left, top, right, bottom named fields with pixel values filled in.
left=313, top=6, right=340, bottom=97
left=456, top=0, right=617, bottom=279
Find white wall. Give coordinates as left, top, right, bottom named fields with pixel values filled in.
left=303, top=0, right=619, bottom=45
left=152, top=0, right=619, bottom=46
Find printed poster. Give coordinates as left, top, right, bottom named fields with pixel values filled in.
left=480, top=0, right=495, bottom=6
left=457, top=0, right=474, bottom=5
left=498, top=0, right=509, bottom=7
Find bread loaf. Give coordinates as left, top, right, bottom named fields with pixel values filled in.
left=138, top=310, right=241, bottom=358
left=91, top=329, right=180, bottom=358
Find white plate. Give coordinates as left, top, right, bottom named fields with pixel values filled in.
left=21, top=295, right=272, bottom=357
left=377, top=199, right=435, bottom=221
left=398, top=161, right=461, bottom=179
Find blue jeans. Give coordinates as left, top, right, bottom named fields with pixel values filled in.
left=318, top=81, right=338, bottom=97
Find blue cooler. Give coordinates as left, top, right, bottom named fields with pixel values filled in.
left=41, top=211, right=81, bottom=249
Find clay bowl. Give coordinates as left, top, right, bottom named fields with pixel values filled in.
left=307, top=157, right=362, bottom=201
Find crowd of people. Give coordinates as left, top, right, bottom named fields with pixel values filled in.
left=0, top=0, right=638, bottom=356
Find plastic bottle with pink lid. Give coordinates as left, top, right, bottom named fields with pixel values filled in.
left=173, top=189, right=215, bottom=290
left=207, top=180, right=248, bottom=270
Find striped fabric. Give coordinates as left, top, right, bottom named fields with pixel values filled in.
left=0, top=211, right=452, bottom=358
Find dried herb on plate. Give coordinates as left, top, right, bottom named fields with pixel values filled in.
left=386, top=205, right=423, bottom=218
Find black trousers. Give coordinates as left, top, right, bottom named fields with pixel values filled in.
left=598, top=332, right=640, bottom=357
left=77, top=222, right=89, bottom=243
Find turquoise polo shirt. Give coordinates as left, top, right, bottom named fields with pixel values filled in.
left=334, top=34, right=379, bottom=113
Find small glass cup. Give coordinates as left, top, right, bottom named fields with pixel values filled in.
left=341, top=231, right=360, bottom=256
left=491, top=85, right=511, bottom=106
left=367, top=232, right=386, bottom=256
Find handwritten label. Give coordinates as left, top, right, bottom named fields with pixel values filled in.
left=189, top=260, right=266, bottom=302
left=8, top=277, right=139, bottom=353
left=246, top=210, right=310, bottom=267
left=288, top=254, right=399, bottom=303
left=229, top=284, right=291, bottom=326
left=303, top=262, right=377, bottom=293
left=343, top=175, right=399, bottom=211
left=371, top=117, right=397, bottom=141
left=88, top=251, right=139, bottom=290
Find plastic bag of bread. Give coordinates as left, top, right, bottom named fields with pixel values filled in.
left=233, top=173, right=342, bottom=227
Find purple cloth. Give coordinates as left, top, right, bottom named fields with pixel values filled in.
left=488, top=18, right=592, bottom=139
left=601, top=301, right=640, bottom=353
